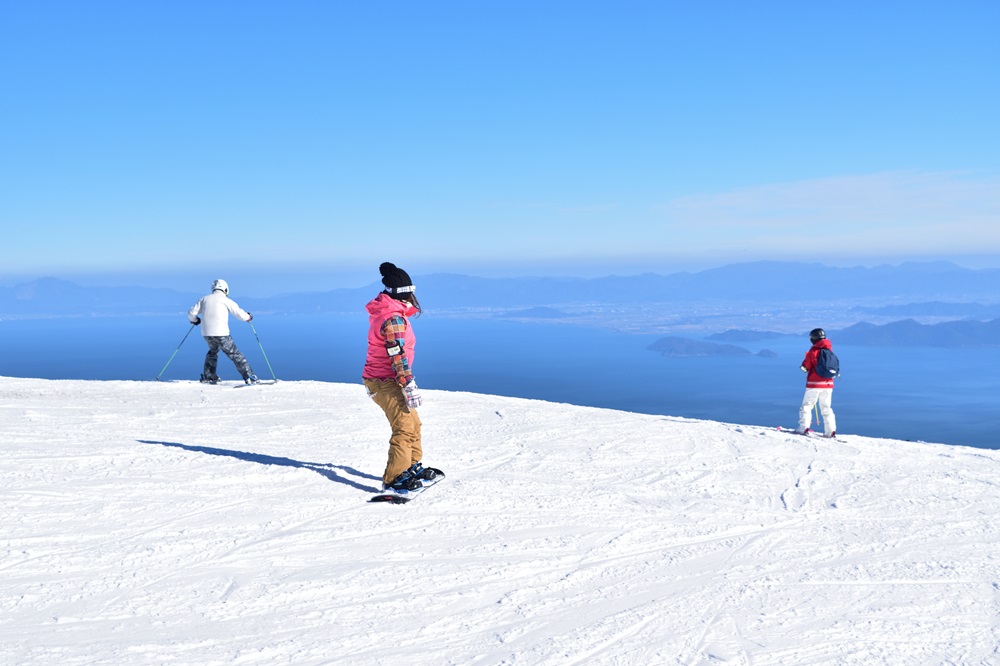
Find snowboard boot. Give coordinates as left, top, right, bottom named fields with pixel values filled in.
left=407, top=462, right=439, bottom=482
left=385, top=468, right=423, bottom=492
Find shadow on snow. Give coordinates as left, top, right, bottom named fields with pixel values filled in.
left=137, top=439, right=381, bottom=493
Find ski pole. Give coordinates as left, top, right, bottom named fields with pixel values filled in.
left=249, top=320, right=277, bottom=380
left=156, top=324, right=196, bottom=380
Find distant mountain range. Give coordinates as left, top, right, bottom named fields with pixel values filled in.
left=418, top=260, right=1000, bottom=306
left=657, top=320, right=1000, bottom=354
left=836, top=318, right=1000, bottom=347
left=707, top=318, right=1000, bottom=348
left=0, top=278, right=202, bottom=317
left=2, top=261, right=999, bottom=321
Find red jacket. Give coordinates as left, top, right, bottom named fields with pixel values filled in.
left=802, top=338, right=835, bottom=389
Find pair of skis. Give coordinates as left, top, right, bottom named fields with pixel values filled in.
left=776, top=426, right=839, bottom=440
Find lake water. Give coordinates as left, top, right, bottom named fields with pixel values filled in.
left=1, top=313, right=997, bottom=450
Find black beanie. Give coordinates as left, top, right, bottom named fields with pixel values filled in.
left=380, top=262, right=415, bottom=296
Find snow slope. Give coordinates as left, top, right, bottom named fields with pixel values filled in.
left=2, top=376, right=998, bottom=665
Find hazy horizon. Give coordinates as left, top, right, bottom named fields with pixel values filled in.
left=4, top=253, right=1000, bottom=298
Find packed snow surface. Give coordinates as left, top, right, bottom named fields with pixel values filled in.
left=2, top=376, right=998, bottom=665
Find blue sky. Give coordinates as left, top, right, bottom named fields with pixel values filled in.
left=2, top=1, right=999, bottom=293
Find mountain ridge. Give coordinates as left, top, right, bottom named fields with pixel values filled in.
left=3, top=260, right=999, bottom=317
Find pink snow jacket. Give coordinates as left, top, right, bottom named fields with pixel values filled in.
left=802, top=338, right=835, bottom=390
left=362, top=293, right=418, bottom=385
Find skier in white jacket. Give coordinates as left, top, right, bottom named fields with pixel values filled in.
left=187, top=279, right=258, bottom=384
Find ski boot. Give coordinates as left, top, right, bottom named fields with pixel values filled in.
left=245, top=374, right=259, bottom=385
left=200, top=373, right=219, bottom=385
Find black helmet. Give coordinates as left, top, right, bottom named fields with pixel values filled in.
left=809, top=328, right=826, bottom=343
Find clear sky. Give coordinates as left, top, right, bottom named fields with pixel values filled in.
left=3, top=1, right=999, bottom=293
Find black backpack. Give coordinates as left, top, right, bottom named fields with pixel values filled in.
left=815, top=348, right=840, bottom=378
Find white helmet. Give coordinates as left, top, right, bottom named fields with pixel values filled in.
left=211, top=279, right=229, bottom=295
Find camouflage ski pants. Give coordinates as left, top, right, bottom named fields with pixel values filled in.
left=202, top=335, right=253, bottom=380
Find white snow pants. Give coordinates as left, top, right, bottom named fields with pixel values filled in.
left=799, top=388, right=836, bottom=435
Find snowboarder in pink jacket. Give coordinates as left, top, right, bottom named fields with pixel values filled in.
left=362, top=263, right=434, bottom=491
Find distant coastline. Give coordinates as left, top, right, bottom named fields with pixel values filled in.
left=3, top=262, right=1000, bottom=346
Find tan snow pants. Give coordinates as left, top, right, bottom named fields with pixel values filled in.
left=364, top=378, right=423, bottom=485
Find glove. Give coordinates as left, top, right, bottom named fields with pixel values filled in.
left=403, top=379, right=422, bottom=409
left=192, top=317, right=201, bottom=325
left=247, top=313, right=253, bottom=321
left=800, top=365, right=808, bottom=373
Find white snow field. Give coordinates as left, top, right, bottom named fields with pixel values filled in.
left=2, top=376, right=998, bottom=665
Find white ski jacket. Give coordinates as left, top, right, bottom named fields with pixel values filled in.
left=188, top=290, right=251, bottom=337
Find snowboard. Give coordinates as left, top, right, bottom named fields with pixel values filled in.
left=369, top=468, right=446, bottom=504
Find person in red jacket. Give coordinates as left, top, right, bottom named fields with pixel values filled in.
left=796, top=328, right=837, bottom=437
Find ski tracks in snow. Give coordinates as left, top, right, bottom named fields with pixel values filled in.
left=2, top=378, right=1000, bottom=665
